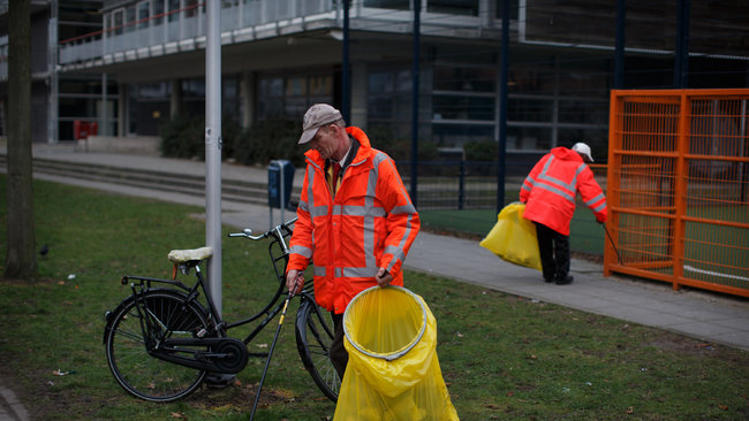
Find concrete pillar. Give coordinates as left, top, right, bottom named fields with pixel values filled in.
left=170, top=79, right=182, bottom=118
left=350, top=62, right=367, bottom=129
left=240, top=71, right=255, bottom=129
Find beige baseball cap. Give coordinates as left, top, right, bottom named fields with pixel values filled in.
left=572, top=142, right=594, bottom=162
left=298, top=103, right=343, bottom=144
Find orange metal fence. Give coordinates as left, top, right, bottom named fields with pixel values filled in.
left=605, top=89, right=749, bottom=298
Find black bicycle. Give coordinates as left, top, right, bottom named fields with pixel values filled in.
left=102, top=218, right=340, bottom=403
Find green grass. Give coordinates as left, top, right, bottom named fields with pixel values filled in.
left=1, top=176, right=748, bottom=420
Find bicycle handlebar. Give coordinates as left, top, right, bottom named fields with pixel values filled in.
left=227, top=217, right=298, bottom=241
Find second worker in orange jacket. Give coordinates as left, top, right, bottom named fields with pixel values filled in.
left=520, top=142, right=607, bottom=285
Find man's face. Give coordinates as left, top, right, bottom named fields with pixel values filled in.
left=307, top=124, right=338, bottom=160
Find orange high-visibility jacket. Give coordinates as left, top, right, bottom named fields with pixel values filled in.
left=287, top=127, right=420, bottom=314
left=519, top=147, right=607, bottom=236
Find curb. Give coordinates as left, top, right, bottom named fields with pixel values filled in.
left=0, top=380, right=29, bottom=421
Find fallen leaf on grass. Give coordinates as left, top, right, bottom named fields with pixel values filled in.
left=57, top=281, right=65, bottom=286
left=456, top=331, right=464, bottom=338
left=256, top=343, right=268, bottom=348
left=485, top=404, right=500, bottom=409
left=170, top=412, right=185, bottom=418
left=52, top=369, right=72, bottom=376
left=626, top=406, right=634, bottom=414
left=718, top=404, right=728, bottom=410
left=506, top=391, right=514, bottom=397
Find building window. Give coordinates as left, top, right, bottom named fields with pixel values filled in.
left=113, top=10, right=124, bottom=35
left=507, top=126, right=552, bottom=151
left=137, top=1, right=150, bottom=30
left=432, top=123, right=494, bottom=145
left=168, top=0, right=180, bottom=22
left=431, top=62, right=496, bottom=144
left=363, top=0, right=409, bottom=10
left=428, top=0, right=479, bottom=16
left=367, top=68, right=411, bottom=128
left=257, top=74, right=333, bottom=120
left=126, top=6, right=136, bottom=32
left=433, top=95, right=494, bottom=121
left=153, top=0, right=164, bottom=25
left=507, top=97, right=553, bottom=122
left=495, top=0, right=519, bottom=20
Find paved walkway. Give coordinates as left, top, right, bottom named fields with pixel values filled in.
left=1, top=143, right=748, bottom=419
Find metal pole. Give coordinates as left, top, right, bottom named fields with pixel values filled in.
left=496, top=0, right=509, bottom=214
left=280, top=162, right=285, bottom=224
left=410, top=0, right=420, bottom=207
left=673, top=0, right=690, bottom=88
left=342, top=0, right=351, bottom=122
left=614, top=0, right=626, bottom=89
left=206, top=0, right=223, bottom=316
left=48, top=0, right=58, bottom=143
left=102, top=73, right=108, bottom=136
left=458, top=159, right=465, bottom=210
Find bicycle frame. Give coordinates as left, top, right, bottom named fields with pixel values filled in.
left=113, top=218, right=312, bottom=357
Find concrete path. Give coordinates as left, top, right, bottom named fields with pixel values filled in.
left=1, top=144, right=748, bottom=419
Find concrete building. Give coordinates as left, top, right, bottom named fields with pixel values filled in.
left=1, top=1, right=748, bottom=164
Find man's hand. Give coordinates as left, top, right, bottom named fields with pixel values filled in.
left=375, top=267, right=393, bottom=287
left=286, top=269, right=304, bottom=296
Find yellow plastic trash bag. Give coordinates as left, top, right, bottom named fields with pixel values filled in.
left=479, top=202, right=542, bottom=271
left=334, top=286, right=459, bottom=421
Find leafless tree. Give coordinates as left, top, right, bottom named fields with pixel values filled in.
left=4, top=0, right=36, bottom=280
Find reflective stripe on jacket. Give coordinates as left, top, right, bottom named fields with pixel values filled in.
left=287, top=126, right=420, bottom=314
left=519, top=147, right=607, bottom=236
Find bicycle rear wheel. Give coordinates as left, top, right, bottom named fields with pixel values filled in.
left=295, top=298, right=340, bottom=402
left=105, top=290, right=210, bottom=402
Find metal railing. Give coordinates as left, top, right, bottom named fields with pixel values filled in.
left=58, top=0, right=498, bottom=66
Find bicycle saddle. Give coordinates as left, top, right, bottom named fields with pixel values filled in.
left=167, top=247, right=213, bottom=264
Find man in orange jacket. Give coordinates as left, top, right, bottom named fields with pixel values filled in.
left=285, top=104, right=420, bottom=378
left=519, top=142, right=607, bottom=285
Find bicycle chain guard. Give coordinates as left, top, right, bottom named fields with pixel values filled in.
left=153, top=337, right=250, bottom=374
left=211, top=338, right=250, bottom=374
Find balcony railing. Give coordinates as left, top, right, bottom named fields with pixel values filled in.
left=58, top=0, right=501, bottom=67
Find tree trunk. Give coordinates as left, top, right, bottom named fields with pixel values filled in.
left=5, top=0, right=36, bottom=280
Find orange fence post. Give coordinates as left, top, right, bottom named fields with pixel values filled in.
left=672, top=91, right=690, bottom=291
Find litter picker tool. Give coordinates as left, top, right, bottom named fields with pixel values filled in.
left=249, top=279, right=297, bottom=420
left=602, top=223, right=622, bottom=264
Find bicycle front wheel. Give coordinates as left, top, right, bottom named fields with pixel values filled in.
left=105, top=290, right=210, bottom=402
left=295, top=298, right=340, bottom=402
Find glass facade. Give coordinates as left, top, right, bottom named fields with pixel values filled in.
left=257, top=73, right=333, bottom=120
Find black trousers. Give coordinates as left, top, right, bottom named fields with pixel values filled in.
left=534, top=222, right=570, bottom=282
left=329, top=312, right=349, bottom=379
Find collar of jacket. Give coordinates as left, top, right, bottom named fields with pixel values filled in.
left=305, top=126, right=373, bottom=169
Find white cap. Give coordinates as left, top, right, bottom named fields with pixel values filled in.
left=572, top=142, right=594, bottom=162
